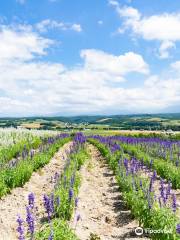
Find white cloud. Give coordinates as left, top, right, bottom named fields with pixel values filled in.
left=108, top=0, right=119, bottom=7
left=0, top=25, right=52, bottom=62
left=71, top=24, right=82, bottom=32
left=117, top=6, right=141, bottom=21
left=159, top=41, right=175, bottom=59
left=80, top=49, right=149, bottom=75
left=36, top=19, right=82, bottom=33
left=143, top=75, right=180, bottom=106
left=0, top=23, right=179, bottom=115
left=110, top=2, right=180, bottom=58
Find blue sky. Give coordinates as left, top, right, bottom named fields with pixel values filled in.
left=0, top=0, right=179, bottom=116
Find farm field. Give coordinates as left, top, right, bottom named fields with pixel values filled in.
left=0, top=129, right=180, bottom=239
left=0, top=113, right=180, bottom=132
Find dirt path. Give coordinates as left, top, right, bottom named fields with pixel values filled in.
left=71, top=144, right=149, bottom=240
left=0, top=142, right=72, bottom=240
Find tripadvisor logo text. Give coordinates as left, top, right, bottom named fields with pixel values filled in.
left=135, top=227, right=173, bottom=236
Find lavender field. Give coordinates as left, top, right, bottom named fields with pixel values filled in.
left=0, top=129, right=179, bottom=239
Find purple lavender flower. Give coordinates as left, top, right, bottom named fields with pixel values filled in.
left=149, top=177, right=154, bottom=192
left=28, top=193, right=35, bottom=209
left=43, top=194, right=53, bottom=220
left=110, top=143, right=120, bottom=153
left=26, top=206, right=34, bottom=237
left=166, top=181, right=171, bottom=200
left=50, top=193, right=55, bottom=214
left=16, top=215, right=25, bottom=240
left=76, top=213, right=81, bottom=222
left=123, top=159, right=129, bottom=175
left=159, top=179, right=166, bottom=204
left=74, top=132, right=86, bottom=145
left=176, top=224, right=180, bottom=234
left=70, top=175, right=75, bottom=187
left=152, top=170, right=157, bottom=181
left=172, top=194, right=177, bottom=213
left=69, top=188, right=74, bottom=202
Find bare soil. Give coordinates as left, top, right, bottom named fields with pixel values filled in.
left=71, top=144, right=149, bottom=240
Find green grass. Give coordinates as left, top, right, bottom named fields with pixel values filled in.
left=35, top=219, right=79, bottom=240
